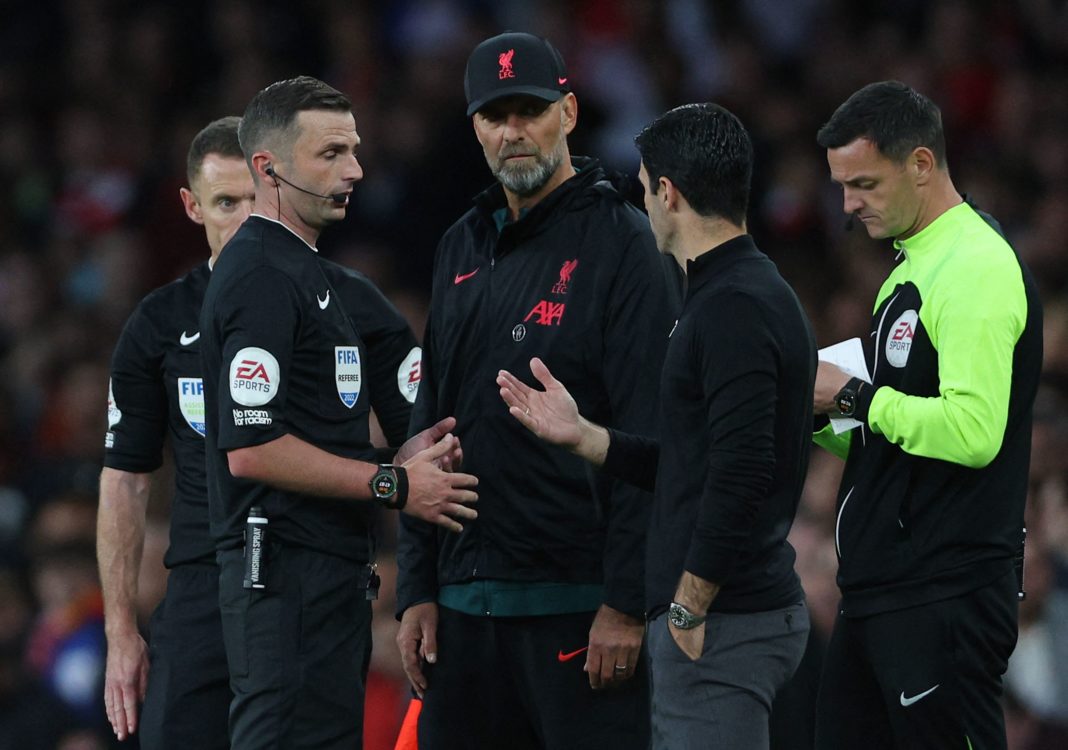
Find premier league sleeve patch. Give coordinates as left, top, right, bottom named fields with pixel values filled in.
left=397, top=346, right=422, bottom=405
left=335, top=346, right=362, bottom=408
left=177, top=377, right=206, bottom=437
left=229, top=347, right=280, bottom=407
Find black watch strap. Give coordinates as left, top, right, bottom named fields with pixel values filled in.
left=370, top=464, right=409, bottom=510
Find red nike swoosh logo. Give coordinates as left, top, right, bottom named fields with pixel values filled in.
left=558, top=77, right=568, bottom=85
left=557, top=647, right=588, bottom=662
left=454, top=267, right=480, bottom=285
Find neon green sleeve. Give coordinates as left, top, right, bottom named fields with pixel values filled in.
left=813, top=422, right=852, bottom=460
left=867, top=245, right=1027, bottom=468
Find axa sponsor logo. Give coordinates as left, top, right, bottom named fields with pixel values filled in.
left=229, top=347, right=280, bottom=407
left=335, top=346, right=362, bottom=408
left=551, top=259, right=578, bottom=295
left=886, top=309, right=918, bottom=368
left=524, top=300, right=566, bottom=326
left=498, top=48, right=515, bottom=79
left=233, top=409, right=272, bottom=427
left=397, top=347, right=422, bottom=404
left=178, top=377, right=206, bottom=437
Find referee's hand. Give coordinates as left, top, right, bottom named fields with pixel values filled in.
left=402, top=436, right=478, bottom=533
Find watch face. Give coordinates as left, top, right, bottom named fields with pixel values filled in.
left=372, top=471, right=397, bottom=498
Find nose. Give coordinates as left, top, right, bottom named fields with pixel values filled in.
left=502, top=113, right=526, bottom=142
left=346, top=153, right=364, bottom=184
left=842, top=188, right=863, bottom=216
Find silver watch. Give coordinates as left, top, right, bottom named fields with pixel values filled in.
left=668, top=602, right=707, bottom=630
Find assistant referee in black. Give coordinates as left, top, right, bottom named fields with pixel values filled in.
left=199, top=76, right=478, bottom=750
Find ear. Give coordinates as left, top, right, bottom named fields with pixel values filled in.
left=179, top=187, right=204, bottom=225
left=911, top=146, right=937, bottom=186
left=659, top=175, right=679, bottom=212
left=250, top=152, right=275, bottom=186
left=560, top=92, right=578, bottom=136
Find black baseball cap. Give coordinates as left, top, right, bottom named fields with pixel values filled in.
left=464, top=32, right=571, bottom=117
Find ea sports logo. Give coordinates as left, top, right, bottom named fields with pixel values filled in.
left=886, top=310, right=918, bottom=368
left=229, top=347, right=280, bottom=406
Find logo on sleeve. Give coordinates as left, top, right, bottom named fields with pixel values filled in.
left=177, top=378, right=206, bottom=437
left=886, top=310, right=918, bottom=368
left=229, top=347, right=280, bottom=407
left=105, top=379, right=121, bottom=448
left=335, top=346, right=362, bottom=408
left=397, top=347, right=422, bottom=404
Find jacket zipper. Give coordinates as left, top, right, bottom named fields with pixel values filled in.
left=835, top=486, right=854, bottom=559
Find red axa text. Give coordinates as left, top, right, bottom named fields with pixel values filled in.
left=524, top=300, right=566, bottom=326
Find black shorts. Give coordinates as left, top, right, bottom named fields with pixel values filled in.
left=140, top=562, right=231, bottom=750
left=218, top=544, right=373, bottom=750
left=815, top=570, right=1019, bottom=750
left=418, top=605, right=650, bottom=750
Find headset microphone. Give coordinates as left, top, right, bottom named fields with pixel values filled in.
left=265, top=165, right=348, bottom=204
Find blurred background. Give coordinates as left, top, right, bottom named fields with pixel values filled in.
left=2, top=0, right=1067, bottom=748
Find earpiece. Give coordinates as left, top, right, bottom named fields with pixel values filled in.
left=265, top=165, right=276, bottom=177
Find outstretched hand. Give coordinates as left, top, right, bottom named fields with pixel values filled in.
left=497, top=357, right=582, bottom=449
left=402, top=435, right=478, bottom=533
left=396, top=416, right=464, bottom=471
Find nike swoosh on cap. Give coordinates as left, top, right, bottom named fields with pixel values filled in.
left=557, top=647, right=588, bottom=663
left=179, top=331, right=200, bottom=346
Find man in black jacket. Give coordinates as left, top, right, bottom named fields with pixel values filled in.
left=395, top=32, right=677, bottom=749
left=499, top=103, right=815, bottom=749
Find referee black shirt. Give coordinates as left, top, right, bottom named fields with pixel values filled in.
left=105, top=263, right=213, bottom=566
left=200, top=215, right=400, bottom=561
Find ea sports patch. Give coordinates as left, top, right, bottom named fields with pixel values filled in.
left=229, top=347, right=280, bottom=407
left=335, top=346, right=362, bottom=408
left=177, top=377, right=206, bottom=437
left=886, top=310, right=918, bottom=368
left=397, top=346, right=422, bottom=404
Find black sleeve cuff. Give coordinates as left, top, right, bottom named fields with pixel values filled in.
left=854, top=382, right=876, bottom=423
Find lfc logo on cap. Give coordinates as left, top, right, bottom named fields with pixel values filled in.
left=498, top=49, right=515, bottom=80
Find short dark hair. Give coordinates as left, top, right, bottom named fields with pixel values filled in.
left=186, top=116, right=244, bottom=186
left=816, top=81, right=947, bottom=167
left=238, top=76, right=351, bottom=170
left=635, top=103, right=753, bottom=225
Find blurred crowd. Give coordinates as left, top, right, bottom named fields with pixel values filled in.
left=2, top=1, right=1067, bottom=748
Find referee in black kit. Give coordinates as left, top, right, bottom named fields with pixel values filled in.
left=99, top=117, right=255, bottom=747
left=199, top=76, right=478, bottom=750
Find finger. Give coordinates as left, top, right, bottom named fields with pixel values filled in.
left=122, top=685, right=140, bottom=735
left=497, top=369, right=533, bottom=398
left=448, top=472, right=479, bottom=489
left=506, top=402, right=539, bottom=432
left=401, top=647, right=427, bottom=697
left=449, top=488, right=479, bottom=505
left=585, top=646, right=603, bottom=690
left=409, top=434, right=455, bottom=464
left=436, top=515, right=464, bottom=533
left=446, top=503, right=478, bottom=520
left=529, top=357, right=559, bottom=390
left=422, top=620, right=438, bottom=665
left=428, top=416, right=457, bottom=439
left=498, top=384, right=526, bottom=412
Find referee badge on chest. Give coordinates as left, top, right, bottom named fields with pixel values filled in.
left=335, top=346, right=362, bottom=408
left=177, top=377, right=207, bottom=436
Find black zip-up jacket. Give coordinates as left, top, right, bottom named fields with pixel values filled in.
left=397, top=159, right=678, bottom=618
left=603, top=236, right=816, bottom=616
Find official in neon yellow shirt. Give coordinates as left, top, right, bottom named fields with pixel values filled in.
left=811, top=81, right=1042, bottom=750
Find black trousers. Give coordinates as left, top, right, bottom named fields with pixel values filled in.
left=418, top=605, right=650, bottom=750
left=815, top=570, right=1019, bottom=750
left=140, top=562, right=231, bottom=750
left=218, top=545, right=372, bottom=750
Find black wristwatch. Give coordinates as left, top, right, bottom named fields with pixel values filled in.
left=668, top=602, right=707, bottom=630
left=369, top=464, right=408, bottom=510
left=834, top=377, right=865, bottom=418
